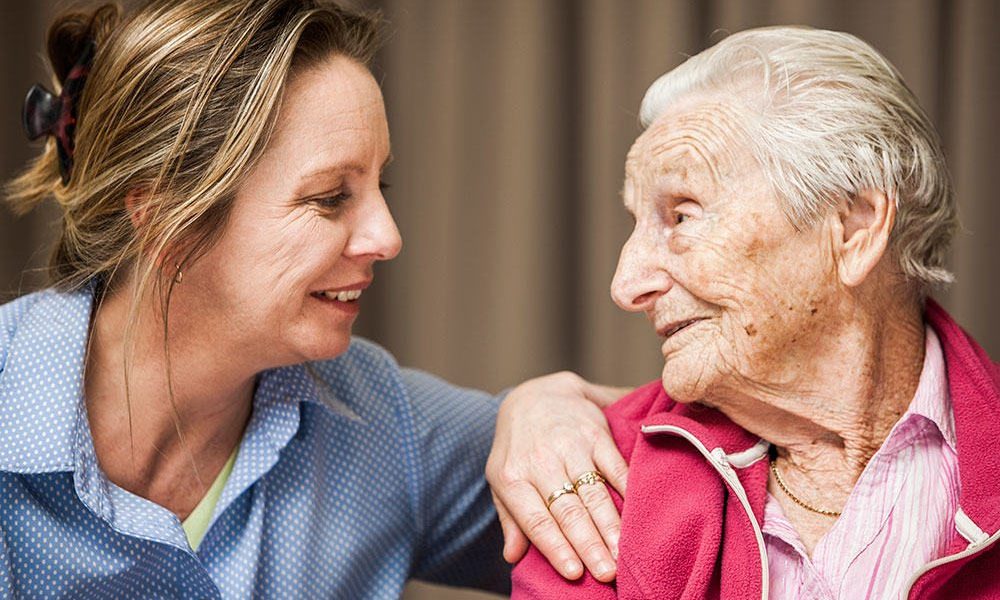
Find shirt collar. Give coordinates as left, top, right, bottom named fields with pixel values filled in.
left=0, top=285, right=351, bottom=468
left=1, top=286, right=374, bottom=553
left=0, top=288, right=93, bottom=473
left=900, top=325, right=956, bottom=451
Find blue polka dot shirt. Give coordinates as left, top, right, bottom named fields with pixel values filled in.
left=0, top=288, right=510, bottom=598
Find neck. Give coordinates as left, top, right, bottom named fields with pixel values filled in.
left=708, top=290, right=926, bottom=498
left=85, top=282, right=254, bottom=515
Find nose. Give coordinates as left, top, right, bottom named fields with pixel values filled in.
left=610, top=229, right=673, bottom=312
left=346, top=190, right=402, bottom=261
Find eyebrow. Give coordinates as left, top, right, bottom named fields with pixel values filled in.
left=297, top=153, right=394, bottom=184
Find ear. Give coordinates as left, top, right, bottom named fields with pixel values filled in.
left=124, top=187, right=149, bottom=232
left=829, top=189, right=896, bottom=287
left=124, top=188, right=176, bottom=271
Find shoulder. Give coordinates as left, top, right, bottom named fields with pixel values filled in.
left=300, top=336, right=409, bottom=420
left=305, top=339, right=495, bottom=416
left=603, top=379, right=675, bottom=461
left=301, top=341, right=496, bottom=464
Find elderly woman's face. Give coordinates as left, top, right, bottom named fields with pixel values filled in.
left=611, top=100, right=840, bottom=403
left=180, top=55, right=400, bottom=368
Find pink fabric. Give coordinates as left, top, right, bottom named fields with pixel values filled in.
left=764, top=327, right=961, bottom=599
left=511, top=300, right=1000, bottom=599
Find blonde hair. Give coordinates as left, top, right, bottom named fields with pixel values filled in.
left=5, top=0, right=381, bottom=482
left=7, top=0, right=380, bottom=297
left=640, top=26, right=957, bottom=287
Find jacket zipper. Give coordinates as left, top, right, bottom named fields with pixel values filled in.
left=641, top=424, right=769, bottom=600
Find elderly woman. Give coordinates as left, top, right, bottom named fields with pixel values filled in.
left=513, top=26, right=999, bottom=599
left=0, top=1, right=630, bottom=597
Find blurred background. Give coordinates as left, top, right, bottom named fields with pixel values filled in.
left=1, top=1, right=998, bottom=599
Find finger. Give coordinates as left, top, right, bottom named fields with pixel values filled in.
left=583, top=383, right=632, bottom=408
left=594, top=435, right=630, bottom=496
left=573, top=471, right=621, bottom=560
left=496, top=480, right=584, bottom=580
left=493, top=492, right=529, bottom=563
left=547, top=483, right=617, bottom=582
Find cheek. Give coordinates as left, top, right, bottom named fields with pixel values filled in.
left=720, top=234, right=839, bottom=373
left=215, top=211, right=343, bottom=305
left=666, top=217, right=772, bottom=307
left=668, top=221, right=836, bottom=376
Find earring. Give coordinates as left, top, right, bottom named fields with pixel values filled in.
left=174, top=263, right=184, bottom=284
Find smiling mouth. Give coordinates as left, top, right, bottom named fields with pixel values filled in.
left=311, top=289, right=363, bottom=303
left=657, top=318, right=707, bottom=340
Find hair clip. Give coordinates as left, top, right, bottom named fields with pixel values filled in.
left=21, top=39, right=96, bottom=184
left=22, top=85, right=62, bottom=141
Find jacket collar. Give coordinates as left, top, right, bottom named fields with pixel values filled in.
left=628, top=392, right=771, bottom=599
left=925, top=298, right=1000, bottom=536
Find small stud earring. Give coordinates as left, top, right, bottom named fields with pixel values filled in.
left=174, top=263, right=184, bottom=284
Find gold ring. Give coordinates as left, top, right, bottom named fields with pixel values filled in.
left=545, top=482, right=577, bottom=509
left=573, top=470, right=606, bottom=491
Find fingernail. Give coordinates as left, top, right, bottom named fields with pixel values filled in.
left=563, top=560, right=583, bottom=578
left=596, top=560, right=616, bottom=579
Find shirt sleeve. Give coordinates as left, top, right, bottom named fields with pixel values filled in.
left=401, top=368, right=512, bottom=594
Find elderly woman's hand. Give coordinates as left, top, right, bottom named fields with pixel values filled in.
left=487, top=372, right=631, bottom=582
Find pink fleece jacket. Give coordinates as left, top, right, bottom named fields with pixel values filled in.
left=511, top=300, right=1000, bottom=599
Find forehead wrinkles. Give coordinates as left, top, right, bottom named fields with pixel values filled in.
left=626, top=102, right=748, bottom=193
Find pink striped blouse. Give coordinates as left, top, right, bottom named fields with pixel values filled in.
left=764, top=327, right=960, bottom=600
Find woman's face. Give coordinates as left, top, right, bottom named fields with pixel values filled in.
left=611, top=99, right=842, bottom=403
left=179, top=55, right=400, bottom=369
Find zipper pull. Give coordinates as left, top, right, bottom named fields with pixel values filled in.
left=710, top=447, right=738, bottom=478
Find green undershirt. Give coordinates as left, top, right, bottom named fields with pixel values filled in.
left=182, top=445, right=239, bottom=551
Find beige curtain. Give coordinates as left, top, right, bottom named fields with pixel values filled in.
left=361, top=0, right=1000, bottom=406
left=1, top=2, right=998, bottom=600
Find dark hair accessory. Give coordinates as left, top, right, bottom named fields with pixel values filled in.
left=22, top=40, right=96, bottom=184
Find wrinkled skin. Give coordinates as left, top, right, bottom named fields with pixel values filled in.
left=611, top=96, right=926, bottom=553
left=614, top=99, right=843, bottom=407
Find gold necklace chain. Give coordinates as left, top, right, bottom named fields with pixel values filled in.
left=769, top=459, right=842, bottom=517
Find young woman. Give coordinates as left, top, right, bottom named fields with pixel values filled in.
left=1, top=1, right=626, bottom=596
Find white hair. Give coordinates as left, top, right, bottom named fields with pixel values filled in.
left=640, top=26, right=957, bottom=286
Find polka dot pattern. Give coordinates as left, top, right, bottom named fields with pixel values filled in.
left=0, top=289, right=511, bottom=598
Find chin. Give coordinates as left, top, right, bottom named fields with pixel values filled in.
left=659, top=350, right=718, bottom=404
left=291, top=332, right=353, bottom=364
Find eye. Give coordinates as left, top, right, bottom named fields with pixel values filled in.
left=672, top=198, right=700, bottom=226
left=379, top=180, right=391, bottom=192
left=310, top=191, right=352, bottom=213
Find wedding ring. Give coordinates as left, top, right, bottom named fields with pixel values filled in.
left=545, top=482, right=577, bottom=509
left=573, top=470, right=606, bottom=491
